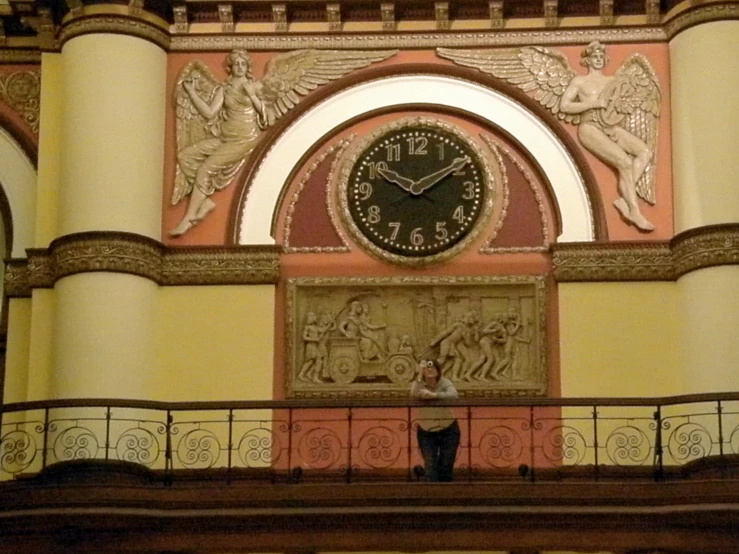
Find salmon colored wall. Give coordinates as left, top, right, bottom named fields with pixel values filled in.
left=551, top=43, right=673, bottom=241
left=162, top=45, right=672, bottom=246
left=275, top=109, right=557, bottom=250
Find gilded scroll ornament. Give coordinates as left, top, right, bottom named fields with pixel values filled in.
left=0, top=69, right=40, bottom=134
left=170, top=48, right=397, bottom=237
left=438, top=42, right=661, bottom=233
left=287, top=276, right=548, bottom=398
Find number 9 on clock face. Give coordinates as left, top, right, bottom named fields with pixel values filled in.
left=341, top=118, right=493, bottom=263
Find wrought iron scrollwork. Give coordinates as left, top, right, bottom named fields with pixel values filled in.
left=605, top=425, right=651, bottom=465
left=238, top=428, right=281, bottom=468
left=116, top=428, right=160, bottom=467
left=174, top=428, right=221, bottom=469
left=357, top=426, right=403, bottom=468
left=666, top=422, right=714, bottom=462
left=297, top=427, right=343, bottom=469
left=53, top=426, right=100, bottom=462
left=0, top=430, right=36, bottom=474
left=541, top=425, right=587, bottom=465
left=478, top=425, right=523, bottom=468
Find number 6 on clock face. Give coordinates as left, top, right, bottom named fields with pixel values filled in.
left=338, top=117, right=495, bottom=266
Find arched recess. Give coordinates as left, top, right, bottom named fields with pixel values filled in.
left=0, top=125, right=36, bottom=258
left=236, top=72, right=597, bottom=246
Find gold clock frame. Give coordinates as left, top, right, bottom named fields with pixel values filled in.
left=337, top=116, right=498, bottom=267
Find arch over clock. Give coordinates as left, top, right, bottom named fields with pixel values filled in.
left=237, top=74, right=596, bottom=246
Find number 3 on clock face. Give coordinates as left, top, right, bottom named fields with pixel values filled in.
left=339, top=117, right=494, bottom=265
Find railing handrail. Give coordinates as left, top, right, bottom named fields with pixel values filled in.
left=3, top=390, right=739, bottom=413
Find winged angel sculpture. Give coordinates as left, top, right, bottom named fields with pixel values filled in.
left=438, top=41, right=661, bottom=232
left=170, top=48, right=397, bottom=236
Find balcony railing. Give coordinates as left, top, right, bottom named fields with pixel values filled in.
left=2, top=393, right=739, bottom=483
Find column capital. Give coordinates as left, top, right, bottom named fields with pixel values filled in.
left=665, top=0, right=739, bottom=40
left=58, top=4, right=170, bottom=50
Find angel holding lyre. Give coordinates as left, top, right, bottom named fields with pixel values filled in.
left=170, top=48, right=397, bottom=237
left=438, top=41, right=661, bottom=232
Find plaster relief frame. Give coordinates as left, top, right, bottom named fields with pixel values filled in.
left=287, top=276, right=548, bottom=399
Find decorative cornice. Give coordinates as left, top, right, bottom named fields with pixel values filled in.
left=4, top=259, right=31, bottom=298
left=664, top=1, right=739, bottom=39
left=0, top=50, right=41, bottom=64
left=3, top=0, right=739, bottom=51
left=162, top=246, right=280, bottom=286
left=552, top=224, right=739, bottom=282
left=58, top=7, right=170, bottom=50
left=4, top=232, right=280, bottom=297
left=671, top=224, right=739, bottom=279
left=50, top=231, right=163, bottom=283
left=169, top=27, right=666, bottom=51
left=552, top=241, right=673, bottom=282
left=6, top=227, right=737, bottom=294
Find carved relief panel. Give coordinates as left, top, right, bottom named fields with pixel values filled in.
left=287, top=276, right=548, bottom=398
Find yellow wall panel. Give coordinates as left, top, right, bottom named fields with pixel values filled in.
left=35, top=52, right=62, bottom=247
left=559, top=282, right=683, bottom=397
left=155, top=285, right=275, bottom=401
left=4, top=298, right=31, bottom=403
left=26, top=289, right=54, bottom=401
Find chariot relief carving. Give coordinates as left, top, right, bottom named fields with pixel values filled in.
left=287, top=276, right=548, bottom=398
left=170, top=48, right=396, bottom=237
left=438, top=41, right=661, bottom=233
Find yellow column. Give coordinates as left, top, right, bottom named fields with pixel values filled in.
left=52, top=28, right=166, bottom=399
left=670, top=21, right=739, bottom=394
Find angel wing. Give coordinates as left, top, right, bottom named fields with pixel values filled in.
left=437, top=46, right=580, bottom=124
left=172, top=60, right=221, bottom=205
left=258, top=49, right=398, bottom=127
left=604, top=53, right=661, bottom=204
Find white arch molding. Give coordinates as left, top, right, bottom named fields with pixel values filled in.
left=0, top=126, right=36, bottom=257
left=239, top=74, right=594, bottom=245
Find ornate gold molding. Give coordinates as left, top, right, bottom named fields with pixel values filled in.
left=162, top=246, right=280, bottom=286
left=552, top=242, right=673, bottom=282
left=169, top=27, right=666, bottom=51
left=6, top=227, right=737, bottom=294
left=4, top=259, right=31, bottom=298
left=672, top=224, right=739, bottom=279
left=58, top=6, right=170, bottom=50
left=0, top=69, right=40, bottom=134
left=5, top=0, right=739, bottom=52
left=51, top=232, right=163, bottom=283
left=552, top=224, right=739, bottom=282
left=0, top=50, right=41, bottom=64
left=664, top=1, right=739, bottom=39
left=4, top=232, right=280, bottom=297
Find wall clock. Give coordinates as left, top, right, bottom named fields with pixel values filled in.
left=338, top=117, right=495, bottom=266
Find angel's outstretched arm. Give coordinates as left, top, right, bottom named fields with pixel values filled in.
left=183, top=81, right=224, bottom=120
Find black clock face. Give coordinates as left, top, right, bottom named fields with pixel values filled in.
left=345, top=121, right=488, bottom=259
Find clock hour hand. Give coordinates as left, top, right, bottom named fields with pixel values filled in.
left=409, top=156, right=470, bottom=196
left=376, top=167, right=414, bottom=193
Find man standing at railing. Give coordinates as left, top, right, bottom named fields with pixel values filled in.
left=411, top=359, right=461, bottom=482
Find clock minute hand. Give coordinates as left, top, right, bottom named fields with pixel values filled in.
left=376, top=167, right=414, bottom=193
left=409, top=156, right=470, bottom=196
